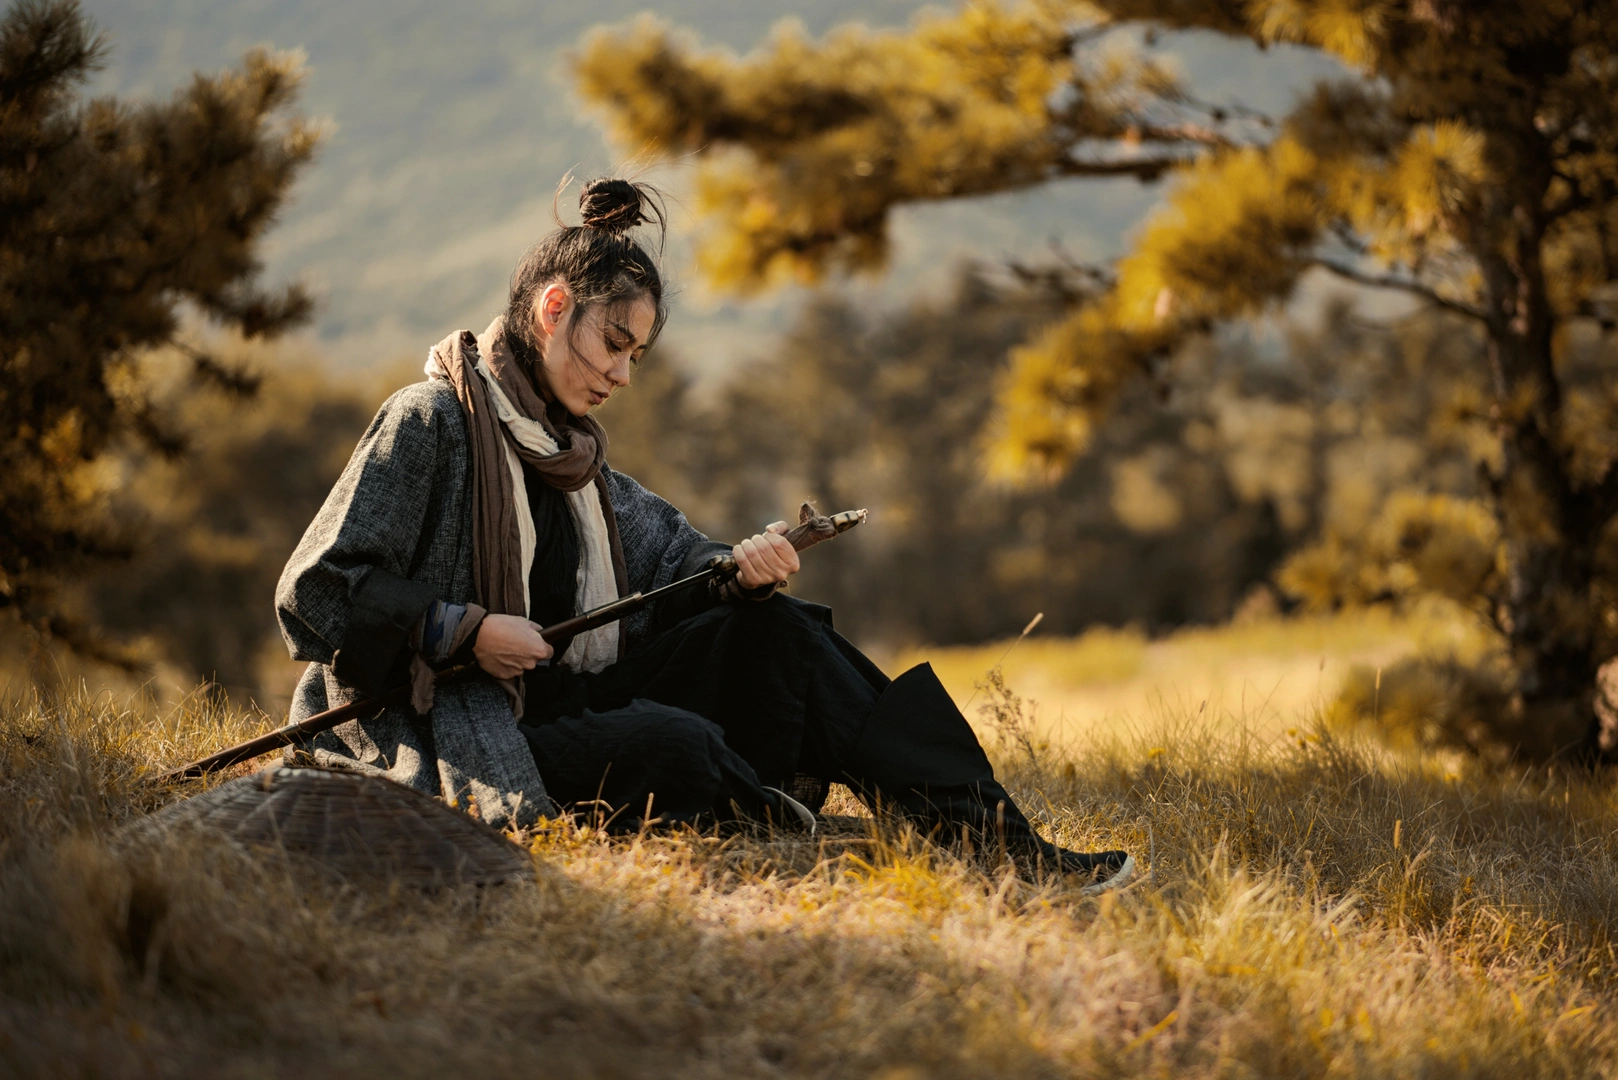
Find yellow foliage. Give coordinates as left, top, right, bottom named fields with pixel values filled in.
left=1277, top=536, right=1367, bottom=611
left=573, top=3, right=1189, bottom=290
left=37, top=410, right=84, bottom=465
left=1113, top=137, right=1324, bottom=330
left=995, top=137, right=1325, bottom=474
left=1391, top=121, right=1488, bottom=235
left=1250, top=0, right=1394, bottom=71
left=1280, top=491, right=1500, bottom=612
left=1109, top=447, right=1185, bottom=532
left=1374, top=492, right=1500, bottom=602
left=1326, top=655, right=1540, bottom=760
left=1563, top=382, right=1618, bottom=486
left=989, top=294, right=1173, bottom=477
left=1318, top=120, right=1489, bottom=269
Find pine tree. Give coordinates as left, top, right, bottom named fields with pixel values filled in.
left=573, top=1, right=1618, bottom=755
left=0, top=0, right=318, bottom=658
left=82, top=351, right=380, bottom=699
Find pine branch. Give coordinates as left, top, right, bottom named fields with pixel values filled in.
left=1133, top=121, right=1238, bottom=148
left=1004, top=247, right=1117, bottom=303
left=1053, top=155, right=1187, bottom=181
left=1329, top=221, right=1370, bottom=255
left=178, top=342, right=263, bottom=398
left=1309, top=258, right=1490, bottom=322
left=128, top=403, right=189, bottom=459
left=1058, top=22, right=1115, bottom=52
left=0, top=0, right=108, bottom=103
left=1173, top=91, right=1277, bottom=131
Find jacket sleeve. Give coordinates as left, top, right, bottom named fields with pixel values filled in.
left=603, top=466, right=734, bottom=639
left=275, top=383, right=457, bottom=696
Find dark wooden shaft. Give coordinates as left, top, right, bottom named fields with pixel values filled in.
left=152, top=590, right=661, bottom=784
left=152, top=504, right=867, bottom=785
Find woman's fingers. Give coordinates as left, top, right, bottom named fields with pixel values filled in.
left=732, top=538, right=763, bottom=587
left=733, top=531, right=800, bottom=587
left=761, top=531, right=800, bottom=575
left=529, top=622, right=554, bottom=662
left=734, top=537, right=773, bottom=588
left=474, top=613, right=552, bottom=678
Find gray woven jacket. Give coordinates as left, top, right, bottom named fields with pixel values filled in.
left=275, top=379, right=729, bottom=828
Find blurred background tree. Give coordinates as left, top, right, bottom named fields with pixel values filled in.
left=77, top=348, right=382, bottom=702
left=604, top=273, right=1486, bottom=654
left=573, top=1, right=1618, bottom=757
left=604, top=268, right=1294, bottom=647
left=0, top=0, right=317, bottom=661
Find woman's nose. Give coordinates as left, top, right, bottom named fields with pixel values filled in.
left=605, top=355, right=632, bottom=387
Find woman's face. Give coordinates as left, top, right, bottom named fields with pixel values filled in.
left=531, top=283, right=654, bottom=417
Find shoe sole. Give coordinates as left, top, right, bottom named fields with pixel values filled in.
left=761, top=786, right=817, bottom=835
left=1080, top=853, right=1135, bottom=896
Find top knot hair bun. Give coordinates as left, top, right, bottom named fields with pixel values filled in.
left=579, top=177, right=655, bottom=236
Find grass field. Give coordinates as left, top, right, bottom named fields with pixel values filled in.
left=886, top=602, right=1494, bottom=750
left=3, top=611, right=1616, bottom=1077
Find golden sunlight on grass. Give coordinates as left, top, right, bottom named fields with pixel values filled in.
left=2, top=613, right=1615, bottom=1077
left=889, top=602, right=1493, bottom=748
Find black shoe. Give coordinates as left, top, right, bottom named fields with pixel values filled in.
left=762, top=786, right=818, bottom=834
left=1029, top=846, right=1135, bottom=893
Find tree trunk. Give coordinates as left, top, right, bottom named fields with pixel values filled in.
left=1497, top=497, right=1602, bottom=758
left=1476, top=132, right=1607, bottom=759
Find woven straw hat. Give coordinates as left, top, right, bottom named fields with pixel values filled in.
left=132, top=766, right=532, bottom=888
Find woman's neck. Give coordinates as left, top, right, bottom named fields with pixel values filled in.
left=502, top=322, right=557, bottom=405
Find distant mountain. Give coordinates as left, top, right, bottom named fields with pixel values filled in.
left=84, top=1, right=1336, bottom=376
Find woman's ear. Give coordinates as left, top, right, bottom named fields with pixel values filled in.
left=535, top=283, right=572, bottom=339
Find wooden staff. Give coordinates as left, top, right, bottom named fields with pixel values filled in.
left=152, top=505, right=867, bottom=785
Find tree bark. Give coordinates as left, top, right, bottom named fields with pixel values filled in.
left=1475, top=123, right=1608, bottom=758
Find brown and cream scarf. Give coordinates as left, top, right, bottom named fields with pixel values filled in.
left=425, top=317, right=629, bottom=711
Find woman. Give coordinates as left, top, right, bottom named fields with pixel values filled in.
left=275, top=178, right=1132, bottom=889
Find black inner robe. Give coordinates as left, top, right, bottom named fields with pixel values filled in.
left=522, top=463, right=581, bottom=635
left=513, top=460, right=1087, bottom=868
left=518, top=459, right=831, bottom=826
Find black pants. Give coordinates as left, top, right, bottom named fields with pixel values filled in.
left=519, top=594, right=1056, bottom=853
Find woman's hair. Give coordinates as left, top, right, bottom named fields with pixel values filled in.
left=503, top=177, right=668, bottom=371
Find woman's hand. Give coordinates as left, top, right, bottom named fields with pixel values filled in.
left=473, top=613, right=553, bottom=679
left=733, top=521, right=800, bottom=589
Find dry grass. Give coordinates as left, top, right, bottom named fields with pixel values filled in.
left=4, top=624, right=1618, bottom=1077
left=888, top=601, right=1495, bottom=749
